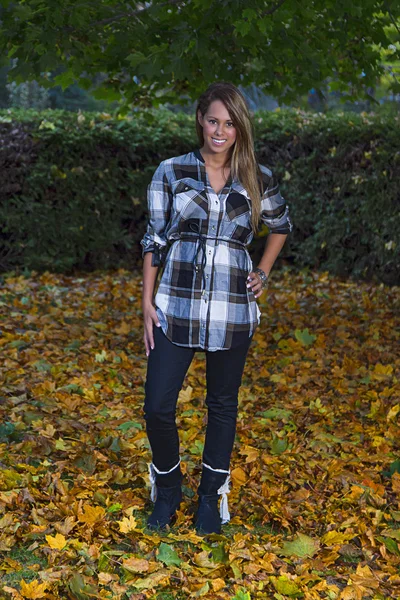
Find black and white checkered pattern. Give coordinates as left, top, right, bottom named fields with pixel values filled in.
left=141, top=149, right=292, bottom=351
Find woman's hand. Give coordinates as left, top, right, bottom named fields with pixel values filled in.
left=246, top=272, right=263, bottom=299
left=143, top=301, right=161, bottom=357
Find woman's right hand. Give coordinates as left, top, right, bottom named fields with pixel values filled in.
left=143, top=301, right=161, bottom=357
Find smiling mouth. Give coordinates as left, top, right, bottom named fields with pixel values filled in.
left=211, top=138, right=227, bottom=145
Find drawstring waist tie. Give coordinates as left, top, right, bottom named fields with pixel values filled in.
left=180, top=222, right=248, bottom=290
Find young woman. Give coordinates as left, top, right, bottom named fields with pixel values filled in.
left=140, top=82, right=292, bottom=534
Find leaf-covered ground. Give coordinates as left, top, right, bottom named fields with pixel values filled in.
left=0, top=268, right=399, bottom=600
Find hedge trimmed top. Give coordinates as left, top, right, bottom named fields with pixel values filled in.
left=0, top=107, right=399, bottom=284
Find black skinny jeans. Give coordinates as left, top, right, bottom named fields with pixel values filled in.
left=143, top=324, right=253, bottom=473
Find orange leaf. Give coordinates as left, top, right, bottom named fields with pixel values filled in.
left=211, top=578, right=226, bottom=591
left=231, top=467, right=247, bottom=486
left=122, top=557, right=150, bottom=573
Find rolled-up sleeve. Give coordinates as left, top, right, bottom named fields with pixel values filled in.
left=140, top=160, right=172, bottom=264
left=260, top=174, right=293, bottom=234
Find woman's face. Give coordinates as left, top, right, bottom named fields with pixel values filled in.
left=198, top=100, right=237, bottom=156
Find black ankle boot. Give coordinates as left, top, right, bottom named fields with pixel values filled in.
left=147, top=462, right=183, bottom=530
left=195, top=464, right=231, bottom=535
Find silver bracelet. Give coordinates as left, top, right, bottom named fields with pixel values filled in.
left=254, top=267, right=268, bottom=289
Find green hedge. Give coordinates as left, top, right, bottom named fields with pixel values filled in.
left=0, top=108, right=399, bottom=284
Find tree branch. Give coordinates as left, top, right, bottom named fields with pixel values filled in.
left=65, top=0, right=285, bottom=32
left=385, top=3, right=400, bottom=36
left=262, top=0, right=287, bottom=17
left=65, top=0, right=184, bottom=31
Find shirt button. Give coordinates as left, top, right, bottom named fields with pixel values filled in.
left=212, top=226, right=216, bottom=230
left=215, top=200, right=218, bottom=204
left=206, top=274, right=209, bottom=279
left=208, top=250, right=211, bottom=255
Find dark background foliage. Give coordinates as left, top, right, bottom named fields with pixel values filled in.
left=1, top=108, right=399, bottom=284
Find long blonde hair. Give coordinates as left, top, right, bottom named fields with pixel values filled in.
left=195, top=82, right=262, bottom=234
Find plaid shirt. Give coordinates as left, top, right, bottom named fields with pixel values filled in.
left=141, top=149, right=292, bottom=351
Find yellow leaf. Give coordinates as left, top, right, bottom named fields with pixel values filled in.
left=230, top=559, right=242, bottom=578
left=39, top=424, right=56, bottom=438
left=372, top=363, right=393, bottom=380
left=270, top=374, right=287, bottom=384
left=243, top=561, right=261, bottom=575
left=0, top=557, right=21, bottom=573
left=45, top=533, right=67, bottom=550
left=337, top=585, right=362, bottom=600
left=122, top=557, right=149, bottom=573
left=20, top=579, right=48, bottom=599
left=322, top=531, right=355, bottom=546
left=194, top=582, right=210, bottom=597
left=78, top=504, right=106, bottom=525
left=115, top=321, right=131, bottom=334
left=178, top=386, right=193, bottom=403
left=211, top=578, right=226, bottom=591
left=54, top=516, right=76, bottom=536
left=239, top=445, right=260, bottom=463
left=351, top=564, right=380, bottom=589
left=55, top=438, right=68, bottom=451
left=279, top=532, right=319, bottom=558
left=117, top=515, right=137, bottom=533
left=291, top=488, right=310, bottom=503
left=95, top=350, right=108, bottom=363
left=98, top=572, right=115, bottom=585
left=38, top=568, right=64, bottom=584
left=392, top=472, right=400, bottom=494
left=347, top=485, right=365, bottom=502
left=271, top=575, right=301, bottom=595
left=231, top=467, right=247, bottom=486
left=356, top=564, right=375, bottom=578
left=131, top=569, right=170, bottom=590
left=387, top=404, right=400, bottom=422
left=0, top=513, right=13, bottom=528
left=367, top=399, right=381, bottom=418
left=3, top=586, right=22, bottom=599
left=193, top=550, right=215, bottom=569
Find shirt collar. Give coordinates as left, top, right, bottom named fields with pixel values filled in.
left=193, top=148, right=205, bottom=163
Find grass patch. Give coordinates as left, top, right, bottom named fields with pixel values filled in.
left=0, top=545, right=48, bottom=588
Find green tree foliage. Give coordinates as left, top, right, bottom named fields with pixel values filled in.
left=0, top=1, right=399, bottom=107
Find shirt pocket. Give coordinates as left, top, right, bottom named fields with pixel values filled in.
left=172, top=178, right=208, bottom=219
left=224, top=191, right=252, bottom=243
left=225, top=191, right=251, bottom=221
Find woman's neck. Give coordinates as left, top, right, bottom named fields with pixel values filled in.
left=199, top=146, right=230, bottom=169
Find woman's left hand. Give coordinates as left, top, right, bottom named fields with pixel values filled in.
left=246, top=272, right=263, bottom=299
